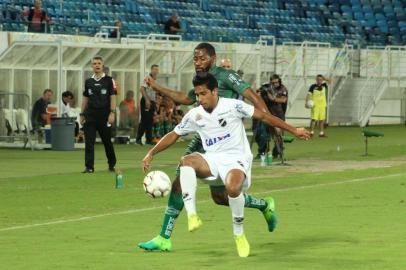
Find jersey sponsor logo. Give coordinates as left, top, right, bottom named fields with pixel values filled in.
left=177, top=118, right=190, bottom=130
left=228, top=73, right=242, bottom=86
left=235, top=103, right=249, bottom=116
left=94, top=83, right=101, bottom=86
left=205, top=133, right=231, bottom=146
left=218, top=118, right=227, bottom=127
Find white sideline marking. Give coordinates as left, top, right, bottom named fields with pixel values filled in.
left=0, top=172, right=404, bottom=232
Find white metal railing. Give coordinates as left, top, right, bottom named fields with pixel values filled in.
left=238, top=35, right=276, bottom=87
left=386, top=46, right=406, bottom=87
left=328, top=43, right=353, bottom=104
left=357, top=46, right=390, bottom=127
left=280, top=41, right=332, bottom=113
left=281, top=41, right=306, bottom=112
left=123, top=33, right=182, bottom=45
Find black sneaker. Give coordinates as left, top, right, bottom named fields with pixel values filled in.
left=82, top=168, right=94, bottom=173
left=135, top=139, right=143, bottom=146
left=108, top=166, right=116, bottom=172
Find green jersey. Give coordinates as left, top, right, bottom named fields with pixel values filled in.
left=187, top=66, right=251, bottom=102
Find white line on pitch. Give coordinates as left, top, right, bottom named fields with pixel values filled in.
left=0, top=172, right=404, bottom=232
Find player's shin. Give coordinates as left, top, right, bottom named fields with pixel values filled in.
left=228, top=193, right=245, bottom=236
left=179, top=166, right=197, bottom=215
left=159, top=190, right=184, bottom=239
left=244, top=193, right=268, bottom=211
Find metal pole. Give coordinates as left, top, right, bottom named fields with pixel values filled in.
left=9, top=69, right=14, bottom=111
left=256, top=52, right=261, bottom=90
left=140, top=44, right=146, bottom=89
left=57, top=40, right=63, bottom=117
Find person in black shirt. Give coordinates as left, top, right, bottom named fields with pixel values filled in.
left=256, top=74, right=288, bottom=159
left=109, top=20, right=122, bottom=39
left=80, top=56, right=117, bottom=173
left=31, top=88, right=53, bottom=130
left=164, top=13, right=183, bottom=35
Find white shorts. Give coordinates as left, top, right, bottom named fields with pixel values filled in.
left=196, top=152, right=252, bottom=191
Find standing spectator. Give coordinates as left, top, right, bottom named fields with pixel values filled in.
left=164, top=12, right=183, bottom=35
left=306, top=74, right=328, bottom=138
left=2, top=0, right=20, bottom=21
left=31, top=88, right=53, bottom=130
left=109, top=20, right=122, bottom=38
left=263, top=74, right=288, bottom=158
left=151, top=94, right=164, bottom=143
left=220, top=58, right=232, bottom=69
left=136, top=64, right=159, bottom=145
left=119, top=90, right=137, bottom=128
left=20, top=0, right=52, bottom=33
left=103, top=66, right=120, bottom=95
left=80, top=56, right=117, bottom=173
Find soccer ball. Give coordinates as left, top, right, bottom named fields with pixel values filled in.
left=305, top=100, right=314, bottom=109
left=143, top=171, right=172, bottom=198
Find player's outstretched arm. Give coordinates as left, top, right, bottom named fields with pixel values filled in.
left=141, top=131, right=180, bottom=172
left=145, top=76, right=194, bottom=105
left=242, top=88, right=268, bottom=113
left=253, top=109, right=311, bottom=140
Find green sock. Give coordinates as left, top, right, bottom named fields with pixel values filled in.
left=244, top=193, right=268, bottom=211
left=152, top=124, right=157, bottom=138
left=159, top=191, right=184, bottom=239
left=158, top=123, right=164, bottom=137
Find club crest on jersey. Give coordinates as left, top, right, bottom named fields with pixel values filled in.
left=218, top=118, right=227, bottom=127
left=195, top=113, right=202, bottom=121
left=205, top=133, right=231, bottom=146
left=88, top=89, right=93, bottom=95
left=101, top=88, right=107, bottom=95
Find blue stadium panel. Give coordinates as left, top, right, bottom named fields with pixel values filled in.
left=0, top=0, right=404, bottom=45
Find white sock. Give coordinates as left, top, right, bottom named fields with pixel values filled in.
left=180, top=166, right=197, bottom=216
left=228, top=193, right=245, bottom=236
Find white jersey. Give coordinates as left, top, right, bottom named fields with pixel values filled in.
left=174, top=98, right=254, bottom=156
left=61, top=101, right=70, bottom=117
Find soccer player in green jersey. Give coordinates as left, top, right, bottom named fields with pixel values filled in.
left=138, top=43, right=277, bottom=252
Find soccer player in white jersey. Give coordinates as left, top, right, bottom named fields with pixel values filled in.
left=142, top=73, right=310, bottom=257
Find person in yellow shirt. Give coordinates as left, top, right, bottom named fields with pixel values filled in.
left=305, top=75, right=328, bottom=137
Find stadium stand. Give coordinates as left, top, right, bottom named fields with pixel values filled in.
left=1, top=0, right=405, bottom=46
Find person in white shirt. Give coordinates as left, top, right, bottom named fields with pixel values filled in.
left=61, top=91, right=74, bottom=117
left=141, top=73, right=310, bottom=257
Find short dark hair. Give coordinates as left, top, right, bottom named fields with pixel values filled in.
left=151, top=64, right=159, bottom=69
left=271, top=74, right=282, bottom=85
left=43, top=89, right=53, bottom=95
left=62, top=91, right=74, bottom=99
left=317, top=74, right=324, bottom=78
left=194, top=43, right=216, bottom=56
left=92, top=56, right=103, bottom=62
left=192, top=72, right=218, bottom=91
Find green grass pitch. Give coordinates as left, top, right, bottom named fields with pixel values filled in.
left=0, top=125, right=405, bottom=270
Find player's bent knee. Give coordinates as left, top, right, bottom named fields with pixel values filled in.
left=211, top=191, right=229, bottom=206
left=179, top=154, right=199, bottom=168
